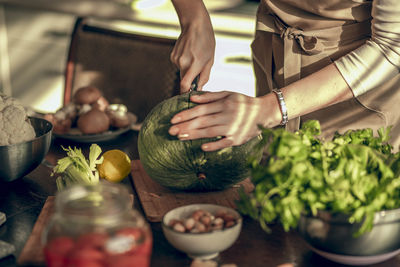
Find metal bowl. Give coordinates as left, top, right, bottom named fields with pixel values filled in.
left=298, top=209, right=400, bottom=259
left=0, top=117, right=52, bottom=182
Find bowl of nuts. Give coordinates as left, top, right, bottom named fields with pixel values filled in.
left=162, top=204, right=242, bottom=260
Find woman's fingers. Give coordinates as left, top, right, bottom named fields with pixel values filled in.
left=170, top=94, right=228, bottom=125
left=170, top=92, right=245, bottom=132
left=201, top=137, right=235, bottom=151
left=190, top=91, right=231, bottom=103
left=197, top=61, right=213, bottom=91
left=170, top=112, right=253, bottom=141
left=176, top=129, right=245, bottom=152
left=169, top=106, right=225, bottom=136
left=168, top=91, right=270, bottom=152
left=172, top=125, right=240, bottom=152
left=180, top=63, right=202, bottom=92
left=170, top=37, right=184, bottom=66
left=179, top=54, right=214, bottom=92
left=176, top=124, right=226, bottom=140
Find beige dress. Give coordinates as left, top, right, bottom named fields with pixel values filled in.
left=251, top=0, right=400, bottom=151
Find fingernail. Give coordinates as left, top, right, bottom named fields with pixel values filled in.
left=169, top=127, right=178, bottom=135
left=202, top=144, right=209, bottom=150
left=178, top=133, right=189, bottom=139
left=171, top=116, right=181, bottom=124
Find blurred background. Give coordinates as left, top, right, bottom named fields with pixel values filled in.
left=0, top=0, right=259, bottom=114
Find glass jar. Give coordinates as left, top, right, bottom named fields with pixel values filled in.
left=42, top=181, right=152, bottom=267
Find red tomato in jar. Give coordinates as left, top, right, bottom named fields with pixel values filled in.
left=75, top=232, right=109, bottom=250
left=44, top=236, right=75, bottom=267
left=115, top=227, right=144, bottom=242
left=67, top=261, right=104, bottom=267
left=66, top=247, right=105, bottom=267
left=115, top=227, right=152, bottom=256
left=136, top=238, right=152, bottom=257
left=116, top=228, right=152, bottom=259
left=106, top=254, right=150, bottom=267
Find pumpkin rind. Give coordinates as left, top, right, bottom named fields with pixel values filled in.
left=138, top=91, right=263, bottom=191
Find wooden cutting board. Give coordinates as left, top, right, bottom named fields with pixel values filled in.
left=130, top=160, right=254, bottom=222
left=18, top=196, right=55, bottom=266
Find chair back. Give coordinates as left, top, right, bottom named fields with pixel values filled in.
left=64, top=17, right=180, bottom=121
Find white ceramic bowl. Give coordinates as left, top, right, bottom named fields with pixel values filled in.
left=162, top=204, right=242, bottom=260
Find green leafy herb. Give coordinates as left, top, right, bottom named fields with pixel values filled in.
left=52, top=144, right=104, bottom=191
left=237, top=120, right=400, bottom=236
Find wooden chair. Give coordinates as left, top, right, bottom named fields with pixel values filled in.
left=64, top=17, right=180, bottom=122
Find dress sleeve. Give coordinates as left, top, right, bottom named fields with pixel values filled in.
left=334, top=0, right=400, bottom=97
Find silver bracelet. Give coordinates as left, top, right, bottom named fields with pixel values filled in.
left=272, top=88, right=288, bottom=125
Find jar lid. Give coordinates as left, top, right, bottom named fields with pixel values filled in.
left=54, top=181, right=132, bottom=221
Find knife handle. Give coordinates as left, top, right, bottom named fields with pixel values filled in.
left=190, top=75, right=200, bottom=91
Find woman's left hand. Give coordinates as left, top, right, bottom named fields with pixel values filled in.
left=168, top=91, right=281, bottom=151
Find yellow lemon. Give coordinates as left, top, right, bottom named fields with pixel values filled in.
left=97, top=149, right=131, bottom=183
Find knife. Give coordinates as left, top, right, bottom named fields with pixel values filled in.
left=190, top=75, right=200, bottom=92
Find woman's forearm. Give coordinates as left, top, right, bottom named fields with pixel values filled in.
left=275, top=63, right=354, bottom=122
left=171, top=0, right=209, bottom=28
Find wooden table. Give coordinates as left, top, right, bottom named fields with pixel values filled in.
left=1, top=130, right=400, bottom=267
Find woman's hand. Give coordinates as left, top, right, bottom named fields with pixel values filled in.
left=168, top=91, right=282, bottom=151
left=171, top=0, right=216, bottom=93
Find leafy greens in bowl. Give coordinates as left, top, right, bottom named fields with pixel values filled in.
left=237, top=120, right=400, bottom=237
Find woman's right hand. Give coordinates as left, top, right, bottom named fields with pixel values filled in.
left=171, top=0, right=216, bottom=93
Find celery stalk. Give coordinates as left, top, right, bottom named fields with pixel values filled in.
left=52, top=144, right=104, bottom=191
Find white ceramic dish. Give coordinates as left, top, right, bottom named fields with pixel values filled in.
left=310, top=245, right=400, bottom=266
left=162, top=204, right=242, bottom=260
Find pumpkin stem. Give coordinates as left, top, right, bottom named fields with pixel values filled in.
left=197, top=173, right=206, bottom=180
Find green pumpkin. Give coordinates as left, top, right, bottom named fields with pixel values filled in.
left=138, top=91, right=263, bottom=191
